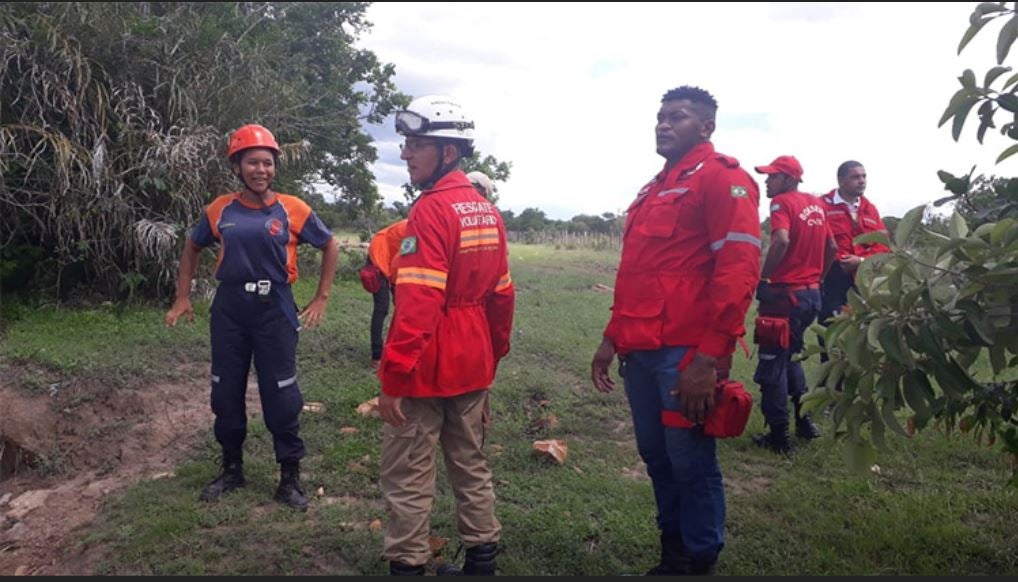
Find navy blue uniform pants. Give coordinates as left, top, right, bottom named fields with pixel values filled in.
left=209, top=284, right=305, bottom=464
left=818, top=266, right=855, bottom=374
left=370, top=277, right=391, bottom=360
left=819, top=266, right=854, bottom=328
left=753, top=286, right=821, bottom=427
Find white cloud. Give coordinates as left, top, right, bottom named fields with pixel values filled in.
left=358, top=2, right=1016, bottom=220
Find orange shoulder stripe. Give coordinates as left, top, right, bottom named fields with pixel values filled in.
left=206, top=193, right=238, bottom=241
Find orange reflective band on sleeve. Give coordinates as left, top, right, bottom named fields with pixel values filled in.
left=395, top=267, right=448, bottom=291
left=460, top=227, right=500, bottom=249
left=495, top=272, right=512, bottom=292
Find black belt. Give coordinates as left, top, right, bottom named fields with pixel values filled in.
left=767, top=282, right=819, bottom=291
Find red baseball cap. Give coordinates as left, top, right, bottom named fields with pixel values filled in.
left=754, top=155, right=803, bottom=181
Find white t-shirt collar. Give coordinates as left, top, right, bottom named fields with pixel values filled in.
left=833, top=190, right=860, bottom=211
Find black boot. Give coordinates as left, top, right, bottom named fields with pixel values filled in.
left=793, top=399, right=821, bottom=439
left=689, top=558, right=718, bottom=576
left=752, top=422, right=793, bottom=455
left=200, top=451, right=246, bottom=502
left=274, top=461, right=309, bottom=511
left=645, top=533, right=690, bottom=575
left=390, top=561, right=426, bottom=576
left=437, top=542, right=498, bottom=576
left=795, top=413, right=821, bottom=439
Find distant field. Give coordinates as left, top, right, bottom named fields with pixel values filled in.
left=2, top=244, right=1015, bottom=575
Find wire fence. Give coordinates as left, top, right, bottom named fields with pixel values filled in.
left=506, top=230, right=622, bottom=250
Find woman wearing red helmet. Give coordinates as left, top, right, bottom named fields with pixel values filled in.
left=165, top=124, right=339, bottom=511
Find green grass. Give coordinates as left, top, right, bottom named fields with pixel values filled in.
left=5, top=244, right=1017, bottom=575
left=1, top=301, right=210, bottom=386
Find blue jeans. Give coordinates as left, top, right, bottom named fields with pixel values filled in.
left=754, top=288, right=822, bottom=427
left=621, top=346, right=725, bottom=566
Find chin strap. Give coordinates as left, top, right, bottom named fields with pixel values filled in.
left=416, top=157, right=460, bottom=190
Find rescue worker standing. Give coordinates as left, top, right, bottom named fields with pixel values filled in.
left=165, top=124, right=339, bottom=511
left=590, top=86, right=760, bottom=575
left=378, top=96, right=515, bottom=576
left=364, top=218, right=408, bottom=369
left=818, top=161, right=890, bottom=326
left=751, top=156, right=835, bottom=453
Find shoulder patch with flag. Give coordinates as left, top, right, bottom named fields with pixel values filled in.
left=400, top=236, right=418, bottom=255
left=770, top=203, right=781, bottom=212
left=730, top=185, right=748, bottom=198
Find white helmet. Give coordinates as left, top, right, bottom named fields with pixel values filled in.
left=395, top=95, right=474, bottom=142
left=466, top=171, right=496, bottom=199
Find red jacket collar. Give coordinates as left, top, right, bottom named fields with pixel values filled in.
left=422, top=170, right=472, bottom=195
left=658, top=141, right=715, bottom=183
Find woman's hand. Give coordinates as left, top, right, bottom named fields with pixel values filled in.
left=165, top=298, right=194, bottom=327
left=299, top=296, right=328, bottom=329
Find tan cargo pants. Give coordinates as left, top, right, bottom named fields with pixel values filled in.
left=380, top=389, right=501, bottom=566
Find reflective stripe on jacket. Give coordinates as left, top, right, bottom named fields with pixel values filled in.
left=604, top=142, right=761, bottom=359
left=380, top=171, right=515, bottom=398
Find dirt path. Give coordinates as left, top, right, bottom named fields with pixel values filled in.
left=0, top=367, right=259, bottom=575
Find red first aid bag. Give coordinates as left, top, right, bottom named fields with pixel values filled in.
left=753, top=315, right=790, bottom=349
left=359, top=264, right=383, bottom=294
left=661, top=380, right=754, bottom=438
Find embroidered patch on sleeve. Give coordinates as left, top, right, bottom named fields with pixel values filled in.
left=770, top=203, right=781, bottom=212
left=400, top=236, right=418, bottom=255
left=731, top=185, right=748, bottom=198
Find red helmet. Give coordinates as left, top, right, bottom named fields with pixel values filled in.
left=227, top=124, right=281, bottom=159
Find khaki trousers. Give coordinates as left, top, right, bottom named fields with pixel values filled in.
left=380, top=389, right=500, bottom=566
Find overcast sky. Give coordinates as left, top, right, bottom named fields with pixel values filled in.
left=356, top=2, right=1015, bottom=220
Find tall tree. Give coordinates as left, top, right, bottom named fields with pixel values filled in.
left=804, top=2, right=1018, bottom=483
left=515, top=208, right=548, bottom=232
left=0, top=2, right=406, bottom=299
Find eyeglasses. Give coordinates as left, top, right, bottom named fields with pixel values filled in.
left=399, top=140, right=438, bottom=153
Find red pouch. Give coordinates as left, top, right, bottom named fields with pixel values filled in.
left=359, top=264, right=382, bottom=294
left=702, top=380, right=753, bottom=438
left=661, top=380, right=753, bottom=439
left=753, top=315, right=790, bottom=349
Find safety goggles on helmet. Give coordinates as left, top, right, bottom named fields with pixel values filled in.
left=395, top=110, right=475, bottom=136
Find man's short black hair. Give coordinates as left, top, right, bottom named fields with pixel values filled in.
left=661, top=86, right=718, bottom=118
left=837, top=160, right=863, bottom=179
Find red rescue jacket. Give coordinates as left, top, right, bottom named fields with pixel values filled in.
left=820, top=190, right=889, bottom=259
left=604, top=142, right=761, bottom=359
left=380, top=171, right=515, bottom=398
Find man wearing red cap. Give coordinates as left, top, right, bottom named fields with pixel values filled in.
left=818, top=161, right=889, bottom=326
left=752, top=156, right=835, bottom=452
